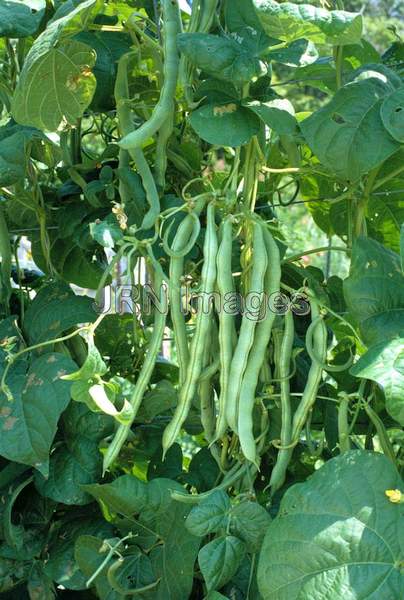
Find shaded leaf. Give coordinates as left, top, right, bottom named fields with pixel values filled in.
left=0, top=353, right=76, bottom=476
left=199, top=536, right=246, bottom=592
left=343, top=237, right=404, bottom=345
left=23, top=281, right=96, bottom=345
left=186, top=490, right=231, bottom=537
left=0, top=0, right=45, bottom=38
left=351, top=338, right=404, bottom=426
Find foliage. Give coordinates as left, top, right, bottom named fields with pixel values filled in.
left=0, top=0, right=403, bottom=598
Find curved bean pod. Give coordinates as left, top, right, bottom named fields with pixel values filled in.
left=168, top=199, right=206, bottom=386
left=119, top=0, right=181, bottom=150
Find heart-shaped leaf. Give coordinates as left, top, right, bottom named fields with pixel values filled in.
left=257, top=451, right=404, bottom=599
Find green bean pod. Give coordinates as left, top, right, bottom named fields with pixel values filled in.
left=291, top=295, right=327, bottom=440
left=214, top=216, right=237, bottom=440
left=115, top=54, right=161, bottom=231
left=225, top=222, right=268, bottom=433
left=199, top=319, right=218, bottom=443
left=238, top=226, right=281, bottom=464
left=119, top=0, right=181, bottom=150
left=103, top=266, right=167, bottom=472
left=162, top=201, right=218, bottom=456
left=268, top=310, right=295, bottom=494
left=168, top=200, right=206, bottom=387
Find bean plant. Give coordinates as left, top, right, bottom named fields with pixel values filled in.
left=0, top=0, right=403, bottom=598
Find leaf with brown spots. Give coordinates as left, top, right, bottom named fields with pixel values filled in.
left=0, top=352, right=77, bottom=476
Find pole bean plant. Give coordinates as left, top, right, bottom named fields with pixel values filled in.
left=0, top=0, right=403, bottom=598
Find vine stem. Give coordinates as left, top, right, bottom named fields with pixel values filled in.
left=0, top=314, right=106, bottom=396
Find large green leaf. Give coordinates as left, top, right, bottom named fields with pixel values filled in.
left=300, top=78, right=400, bottom=181
left=186, top=490, right=231, bottom=537
left=84, top=476, right=200, bottom=600
left=0, top=0, right=45, bottom=38
left=12, top=0, right=103, bottom=131
left=199, top=536, right=246, bottom=592
left=45, top=516, right=114, bottom=590
left=189, top=102, right=260, bottom=147
left=257, top=451, right=404, bottom=599
left=343, top=237, right=404, bottom=345
left=23, top=281, right=96, bottom=345
left=253, top=0, right=363, bottom=46
left=229, top=500, right=271, bottom=552
left=244, top=98, right=298, bottom=136
left=351, top=339, right=404, bottom=426
left=0, top=122, right=57, bottom=186
left=75, top=537, right=157, bottom=599
left=34, top=437, right=102, bottom=505
left=177, top=33, right=266, bottom=85
left=0, top=353, right=76, bottom=476
left=12, top=40, right=96, bottom=132
left=368, top=179, right=404, bottom=253
left=381, top=87, right=404, bottom=143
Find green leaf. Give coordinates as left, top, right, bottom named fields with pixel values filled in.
left=147, top=443, right=183, bottom=481
left=74, top=535, right=121, bottom=600
left=63, top=402, right=114, bottom=442
left=368, top=180, right=404, bottom=253
left=185, top=447, right=221, bottom=492
left=190, top=102, right=260, bottom=147
left=90, top=214, right=123, bottom=249
left=381, top=87, right=404, bottom=143
left=257, top=450, right=404, bottom=600
left=84, top=476, right=200, bottom=599
left=0, top=122, right=57, bottom=186
left=253, top=0, right=363, bottom=46
left=351, top=339, right=404, bottom=426
left=244, top=99, right=298, bottom=136
left=205, top=593, right=228, bottom=600
left=75, top=537, right=157, bottom=600
left=83, top=474, right=148, bottom=516
left=177, top=33, right=266, bottom=85
left=45, top=516, right=114, bottom=590
left=224, top=0, right=279, bottom=55
left=0, top=0, right=45, bottom=38
left=300, top=78, right=400, bottom=181
left=268, top=38, right=318, bottom=67
left=0, top=353, right=76, bottom=476
left=186, top=490, right=231, bottom=537
left=136, top=380, right=177, bottom=422
left=229, top=501, right=271, bottom=552
left=75, top=31, right=132, bottom=112
left=27, top=563, right=55, bottom=600
left=199, top=536, right=246, bottom=592
left=12, top=39, right=96, bottom=132
left=343, top=237, right=404, bottom=345
left=34, top=437, right=102, bottom=505
left=12, top=0, right=103, bottom=131
left=0, top=556, right=29, bottom=592
left=23, top=281, right=96, bottom=345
